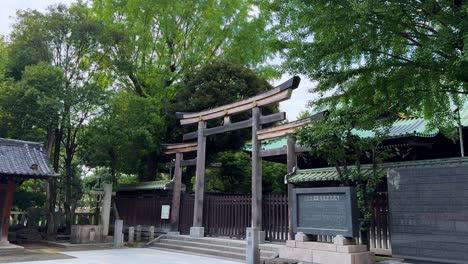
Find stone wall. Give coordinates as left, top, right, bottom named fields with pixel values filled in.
left=388, top=164, right=468, bottom=264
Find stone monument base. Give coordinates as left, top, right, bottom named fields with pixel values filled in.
left=279, top=239, right=374, bottom=264
left=189, top=227, right=204, bottom=238
left=70, top=225, right=104, bottom=244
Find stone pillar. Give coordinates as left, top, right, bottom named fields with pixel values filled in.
left=286, top=136, right=297, bottom=240
left=136, top=225, right=142, bottom=242
left=113, top=220, right=123, bottom=248
left=101, top=184, right=112, bottom=236
left=170, top=152, right=183, bottom=233
left=0, top=179, right=15, bottom=246
left=246, top=227, right=261, bottom=264
left=148, top=226, right=155, bottom=241
left=128, top=226, right=134, bottom=243
left=191, top=120, right=206, bottom=238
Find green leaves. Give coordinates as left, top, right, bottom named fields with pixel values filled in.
left=0, top=62, right=64, bottom=140
left=271, top=0, right=467, bottom=128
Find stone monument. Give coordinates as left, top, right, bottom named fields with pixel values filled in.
left=279, top=187, right=374, bottom=264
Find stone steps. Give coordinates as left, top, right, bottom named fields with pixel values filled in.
left=163, top=235, right=282, bottom=252
left=149, top=235, right=280, bottom=262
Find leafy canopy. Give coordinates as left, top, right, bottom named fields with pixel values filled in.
left=92, top=0, right=277, bottom=98
left=271, top=0, right=468, bottom=126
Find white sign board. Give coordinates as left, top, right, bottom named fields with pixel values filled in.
left=161, top=205, right=170, bottom=219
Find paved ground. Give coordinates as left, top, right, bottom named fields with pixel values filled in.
left=6, top=248, right=240, bottom=264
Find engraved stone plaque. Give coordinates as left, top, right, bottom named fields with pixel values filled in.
left=388, top=164, right=468, bottom=264
left=292, top=187, right=359, bottom=237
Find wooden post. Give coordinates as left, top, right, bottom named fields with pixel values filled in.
left=248, top=106, right=262, bottom=264
left=286, top=136, right=297, bottom=240
left=251, top=107, right=262, bottom=229
left=170, top=152, right=183, bottom=232
left=191, top=120, right=206, bottom=237
left=0, top=179, right=14, bottom=246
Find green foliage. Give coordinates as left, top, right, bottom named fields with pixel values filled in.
left=7, top=10, right=52, bottom=80
left=0, top=62, right=64, bottom=141
left=271, top=0, right=468, bottom=127
left=296, top=109, right=312, bottom=120
left=80, top=92, right=165, bottom=182
left=13, top=180, right=46, bottom=211
left=0, top=37, right=8, bottom=80
left=92, top=0, right=276, bottom=98
left=198, top=151, right=287, bottom=194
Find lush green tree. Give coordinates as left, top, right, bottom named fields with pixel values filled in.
left=271, top=0, right=467, bottom=127
left=0, top=62, right=64, bottom=144
left=80, top=92, right=165, bottom=182
left=295, top=103, right=392, bottom=247
left=92, top=0, right=276, bottom=98
left=198, top=151, right=287, bottom=194
left=6, top=10, right=52, bottom=81
left=7, top=3, right=108, bottom=231
left=13, top=180, right=46, bottom=211
left=0, top=37, right=8, bottom=80
left=91, top=0, right=278, bottom=179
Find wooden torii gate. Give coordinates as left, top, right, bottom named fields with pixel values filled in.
left=175, top=77, right=300, bottom=239
left=256, top=112, right=323, bottom=240
left=176, top=77, right=300, bottom=264
left=163, top=142, right=197, bottom=233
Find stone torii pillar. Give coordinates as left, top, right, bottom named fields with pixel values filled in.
left=89, top=187, right=116, bottom=236
left=101, top=184, right=113, bottom=236
left=163, top=142, right=197, bottom=234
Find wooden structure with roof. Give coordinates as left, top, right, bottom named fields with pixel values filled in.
left=0, top=138, right=58, bottom=247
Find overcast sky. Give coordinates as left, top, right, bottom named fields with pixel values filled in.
left=0, top=0, right=316, bottom=121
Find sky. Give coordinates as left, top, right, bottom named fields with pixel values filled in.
left=0, top=0, right=317, bottom=121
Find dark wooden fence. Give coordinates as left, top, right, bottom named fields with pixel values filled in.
left=116, top=192, right=390, bottom=253
left=116, top=194, right=172, bottom=231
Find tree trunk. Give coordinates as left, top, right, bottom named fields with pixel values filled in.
left=64, top=152, right=73, bottom=234
left=360, top=229, right=370, bottom=251
left=46, top=128, right=61, bottom=237
left=143, top=151, right=159, bottom=181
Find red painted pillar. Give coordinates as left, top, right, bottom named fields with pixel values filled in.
left=0, top=178, right=15, bottom=245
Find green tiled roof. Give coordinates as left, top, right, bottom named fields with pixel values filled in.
left=287, top=157, right=468, bottom=183
left=118, top=180, right=181, bottom=191
left=246, top=101, right=468, bottom=152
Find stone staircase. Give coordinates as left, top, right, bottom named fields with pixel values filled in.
left=148, top=235, right=282, bottom=262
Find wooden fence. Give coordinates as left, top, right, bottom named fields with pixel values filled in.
left=116, top=192, right=390, bottom=252
left=116, top=194, right=172, bottom=231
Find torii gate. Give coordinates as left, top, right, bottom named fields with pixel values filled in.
left=175, top=77, right=300, bottom=263
left=162, top=142, right=197, bottom=233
